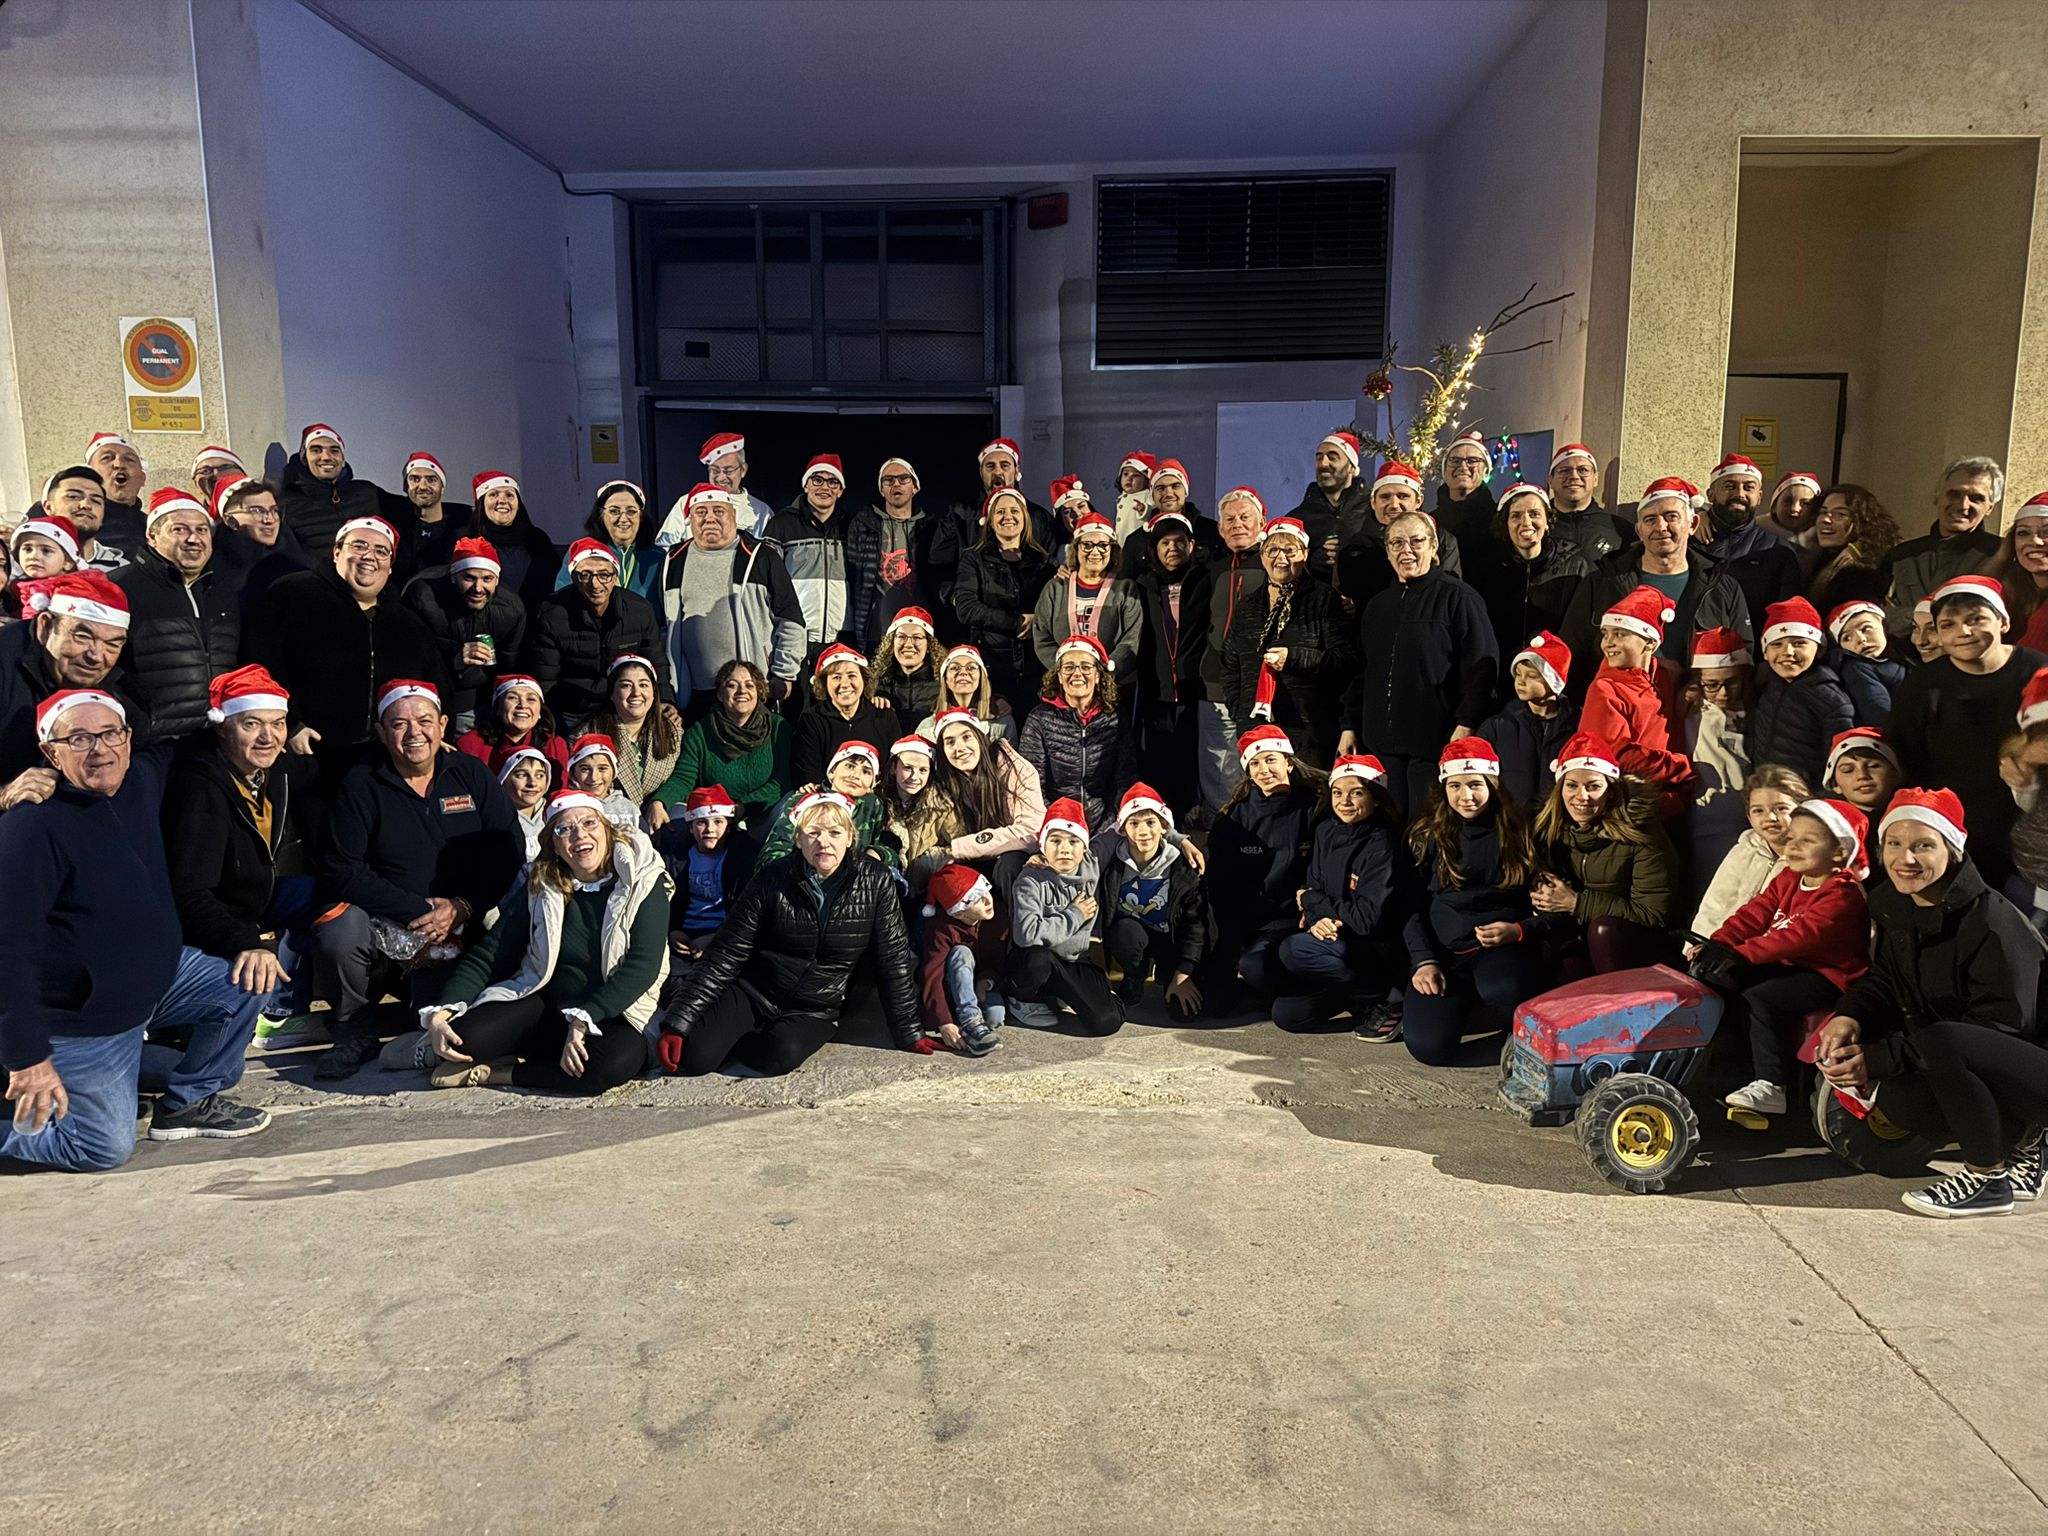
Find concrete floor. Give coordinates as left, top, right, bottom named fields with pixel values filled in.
left=6, top=1005, right=2048, bottom=1532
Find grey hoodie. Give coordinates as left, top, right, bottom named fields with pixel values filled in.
left=1011, top=849, right=1101, bottom=962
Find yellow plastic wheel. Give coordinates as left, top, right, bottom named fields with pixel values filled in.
left=1579, top=1073, right=1700, bottom=1193
left=1610, top=1103, right=1677, bottom=1168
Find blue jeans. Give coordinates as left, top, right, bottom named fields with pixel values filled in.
left=0, top=1023, right=150, bottom=1172
left=136, top=947, right=269, bottom=1109
left=943, top=944, right=1005, bottom=1028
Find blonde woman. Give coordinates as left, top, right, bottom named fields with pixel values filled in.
left=914, top=643, right=1011, bottom=741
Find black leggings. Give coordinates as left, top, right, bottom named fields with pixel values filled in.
left=1007, top=947, right=1121, bottom=1036
left=1402, top=945, right=1536, bottom=1067
left=672, top=988, right=839, bottom=1077
left=1721, top=965, right=1841, bottom=1085
left=1879, top=1023, right=2048, bottom=1167
left=455, top=995, right=649, bottom=1096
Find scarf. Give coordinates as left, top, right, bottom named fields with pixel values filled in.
left=709, top=699, right=773, bottom=760
left=1251, top=579, right=1298, bottom=720
left=1066, top=573, right=1113, bottom=642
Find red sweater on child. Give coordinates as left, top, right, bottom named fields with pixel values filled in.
left=1710, top=867, right=1870, bottom=991
left=1581, top=661, right=1696, bottom=793
left=917, top=910, right=1010, bottom=1032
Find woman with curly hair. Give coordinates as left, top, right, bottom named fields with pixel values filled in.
left=1806, top=483, right=1900, bottom=616
left=865, top=607, right=945, bottom=731
left=655, top=658, right=790, bottom=825
left=1979, top=492, right=2048, bottom=650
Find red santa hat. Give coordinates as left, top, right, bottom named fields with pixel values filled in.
left=565, top=536, right=620, bottom=573
left=403, top=451, right=445, bottom=483
left=1497, top=482, right=1550, bottom=510
left=471, top=470, right=518, bottom=502
left=1331, top=753, right=1389, bottom=788
left=699, top=432, right=745, bottom=465
left=10, top=515, right=79, bottom=562
left=1146, top=508, right=1194, bottom=536
left=2014, top=491, right=2048, bottom=524
left=334, top=514, right=397, bottom=550
left=1552, top=730, right=1621, bottom=780
left=1039, top=796, right=1089, bottom=846
left=890, top=732, right=935, bottom=761
left=192, top=444, right=244, bottom=473
left=1056, top=633, right=1112, bottom=673
left=2019, top=666, right=2048, bottom=731
left=206, top=663, right=290, bottom=722
left=1446, top=432, right=1492, bottom=470
left=1151, top=458, right=1189, bottom=489
left=1319, top=431, right=1362, bottom=474
left=1826, top=726, right=1901, bottom=781
left=1639, top=477, right=1703, bottom=515
left=1880, top=787, right=1969, bottom=851
left=1710, top=453, right=1764, bottom=486
left=1371, top=461, right=1422, bottom=498
left=1069, top=511, right=1116, bottom=543
left=924, top=862, right=992, bottom=918
left=1261, top=515, right=1310, bottom=547
left=813, top=641, right=868, bottom=677
left=1929, top=573, right=2008, bottom=624
left=594, top=479, right=645, bottom=506
left=940, top=645, right=985, bottom=676
left=1826, top=600, right=1885, bottom=642
left=450, top=536, right=501, bottom=575
left=146, top=486, right=212, bottom=530
left=300, top=423, right=344, bottom=451
left=1237, top=723, right=1294, bottom=767
left=978, top=437, right=1022, bottom=466
left=85, top=430, right=137, bottom=459
left=1773, top=471, right=1821, bottom=504
left=932, top=706, right=985, bottom=739
left=376, top=678, right=441, bottom=716
left=827, top=740, right=881, bottom=776
left=1512, top=631, right=1571, bottom=695
left=683, top=786, right=739, bottom=821
left=493, top=673, right=543, bottom=703
left=1115, top=781, right=1173, bottom=831
left=543, top=790, right=608, bottom=824
left=36, top=688, right=125, bottom=744
left=684, top=482, right=736, bottom=517
left=606, top=652, right=658, bottom=680
left=1798, top=797, right=1869, bottom=881
left=1689, top=626, right=1752, bottom=670
left=791, top=788, right=857, bottom=822
left=208, top=475, right=253, bottom=519
left=878, top=457, right=919, bottom=491
left=28, top=571, right=130, bottom=630
left=1120, top=450, right=1158, bottom=479
left=1217, top=486, right=1266, bottom=519
left=1602, top=585, right=1677, bottom=645
left=1550, top=442, right=1597, bottom=475
left=980, top=486, right=1028, bottom=525
left=1438, top=737, right=1501, bottom=780
left=1050, top=474, right=1091, bottom=512
left=884, top=606, right=937, bottom=640
left=803, top=454, right=845, bottom=486
left=1762, top=596, right=1825, bottom=647
left=566, top=733, right=618, bottom=771
left=496, top=746, right=550, bottom=784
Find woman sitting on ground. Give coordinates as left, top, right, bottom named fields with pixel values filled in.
left=456, top=674, right=569, bottom=780
left=914, top=643, right=1012, bottom=742
left=882, top=732, right=962, bottom=897
left=657, top=659, right=789, bottom=826
left=1209, top=725, right=1325, bottom=1007
left=586, top=653, right=681, bottom=827
left=866, top=607, right=945, bottom=733
left=789, top=642, right=897, bottom=786
left=1017, top=634, right=1138, bottom=830
left=930, top=709, right=1045, bottom=887
left=1816, top=789, right=2048, bottom=1218
left=1690, top=764, right=1811, bottom=937
left=401, top=789, right=672, bottom=1095
left=656, top=790, right=924, bottom=1077
left=1401, top=738, right=1542, bottom=1067
left=1528, top=730, right=1679, bottom=973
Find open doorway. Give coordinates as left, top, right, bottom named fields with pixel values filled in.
left=1728, top=138, right=2038, bottom=518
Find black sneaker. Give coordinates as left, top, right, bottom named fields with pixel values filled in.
left=315, top=1035, right=378, bottom=1081
left=1114, top=974, right=1144, bottom=1006
left=1353, top=1004, right=1404, bottom=1043
left=957, top=1017, right=1002, bottom=1057
left=1901, top=1167, right=2015, bottom=1219
left=2010, top=1132, right=2046, bottom=1203
left=147, top=1095, right=272, bottom=1142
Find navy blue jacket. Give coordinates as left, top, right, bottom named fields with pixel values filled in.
left=0, top=747, right=181, bottom=1069
left=1829, top=646, right=1908, bottom=729
left=1301, top=812, right=1401, bottom=934
left=1209, top=782, right=1318, bottom=935
left=1402, top=812, right=1531, bottom=966
left=320, top=748, right=523, bottom=923
left=1477, top=698, right=1579, bottom=809
left=1750, top=662, right=1854, bottom=792
left=1699, top=518, right=1800, bottom=633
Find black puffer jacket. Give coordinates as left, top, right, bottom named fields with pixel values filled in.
left=1346, top=569, right=1499, bottom=758
left=1699, top=516, right=1801, bottom=632
left=1467, top=537, right=1589, bottom=662
left=278, top=454, right=388, bottom=559
left=1839, top=858, right=2048, bottom=1077
left=162, top=735, right=320, bottom=957
left=1220, top=572, right=1357, bottom=764
left=530, top=587, right=665, bottom=725
left=1285, top=478, right=1372, bottom=586
left=110, top=551, right=242, bottom=739
left=1748, top=662, right=1853, bottom=791
left=249, top=566, right=450, bottom=753
left=1016, top=698, right=1139, bottom=830
left=660, top=852, right=920, bottom=1047
left=1209, top=780, right=1318, bottom=935
left=1547, top=503, right=1631, bottom=567
left=952, top=540, right=1055, bottom=693
left=400, top=568, right=529, bottom=722
left=1561, top=545, right=1754, bottom=693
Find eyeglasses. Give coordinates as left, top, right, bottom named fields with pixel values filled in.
left=1074, top=541, right=1113, bottom=555
left=48, top=726, right=131, bottom=752
left=1385, top=537, right=1433, bottom=553
left=1058, top=662, right=1097, bottom=676
left=879, top=474, right=915, bottom=488
left=550, top=816, right=604, bottom=840
left=805, top=474, right=841, bottom=487
left=1445, top=457, right=1488, bottom=471
left=339, top=542, right=391, bottom=561
left=574, top=567, right=618, bottom=583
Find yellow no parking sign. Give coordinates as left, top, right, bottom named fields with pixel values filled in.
left=119, top=316, right=204, bottom=433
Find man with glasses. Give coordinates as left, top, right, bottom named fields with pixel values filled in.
left=111, top=488, right=242, bottom=738
left=1434, top=431, right=1498, bottom=561
left=39, top=464, right=128, bottom=573
left=0, top=568, right=151, bottom=788
left=0, top=688, right=272, bottom=1170
left=532, top=537, right=666, bottom=728
left=251, top=513, right=447, bottom=774
left=308, top=679, right=522, bottom=1080
left=764, top=453, right=855, bottom=683
left=659, top=483, right=806, bottom=718
left=190, top=445, right=245, bottom=511
left=211, top=474, right=310, bottom=622
left=846, top=456, right=938, bottom=649
left=1544, top=442, right=1628, bottom=565
left=658, top=431, right=769, bottom=547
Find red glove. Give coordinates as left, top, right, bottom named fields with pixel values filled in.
left=906, top=1036, right=939, bottom=1054
left=657, top=1031, right=685, bottom=1074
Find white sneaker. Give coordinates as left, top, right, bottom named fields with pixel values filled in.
left=1724, top=1079, right=1786, bottom=1115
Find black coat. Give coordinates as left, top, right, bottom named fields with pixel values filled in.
left=1199, top=546, right=1267, bottom=694
left=1016, top=698, right=1139, bottom=830
left=212, top=521, right=313, bottom=629
left=1547, top=504, right=1631, bottom=567
left=110, top=551, right=242, bottom=739
left=320, top=748, right=523, bottom=923
left=661, top=852, right=920, bottom=1047
left=1346, top=569, right=1499, bottom=758
left=466, top=502, right=561, bottom=616
left=1433, top=482, right=1498, bottom=565
left=1748, top=662, right=1853, bottom=790
left=1889, top=647, right=2048, bottom=890
left=401, top=569, right=530, bottom=721
left=1220, top=572, right=1357, bottom=764
left=929, top=499, right=1057, bottom=611
left=1286, top=478, right=1373, bottom=586
left=530, top=586, right=664, bottom=725
left=249, top=566, right=450, bottom=754
left=1301, top=813, right=1406, bottom=966
left=1839, top=858, right=2048, bottom=1077
left=1402, top=810, right=1530, bottom=965
left=1699, top=518, right=1801, bottom=633
left=1467, top=537, right=1589, bottom=662
left=1134, top=557, right=1212, bottom=706
left=1561, top=546, right=1754, bottom=694
left=0, top=620, right=154, bottom=778
left=162, top=735, right=320, bottom=957
left=1477, top=698, right=1579, bottom=809
left=1209, top=781, right=1318, bottom=936
left=951, top=540, right=1055, bottom=692
left=1093, top=841, right=1213, bottom=976
left=789, top=698, right=897, bottom=788
left=278, top=454, right=388, bottom=559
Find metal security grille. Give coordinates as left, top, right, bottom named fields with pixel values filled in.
left=636, top=202, right=1007, bottom=393
left=1095, top=173, right=1391, bottom=365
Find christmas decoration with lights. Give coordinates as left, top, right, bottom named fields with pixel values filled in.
left=1354, top=284, right=1573, bottom=479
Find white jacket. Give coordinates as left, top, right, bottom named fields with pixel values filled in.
left=1692, top=829, right=1787, bottom=939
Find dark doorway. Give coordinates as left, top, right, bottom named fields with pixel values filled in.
left=644, top=401, right=1000, bottom=523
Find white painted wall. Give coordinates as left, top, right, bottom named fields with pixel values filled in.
left=253, top=0, right=583, bottom=532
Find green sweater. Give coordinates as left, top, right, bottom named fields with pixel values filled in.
left=441, top=878, right=671, bottom=1022
left=756, top=788, right=902, bottom=874
left=655, top=716, right=790, bottom=815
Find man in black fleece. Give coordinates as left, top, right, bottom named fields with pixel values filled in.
left=0, top=689, right=270, bottom=1170
left=278, top=422, right=391, bottom=562
left=531, top=538, right=665, bottom=728
left=308, top=680, right=523, bottom=1079
left=402, top=535, right=528, bottom=731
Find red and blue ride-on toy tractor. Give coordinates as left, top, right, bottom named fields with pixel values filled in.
left=1498, top=943, right=1938, bottom=1193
